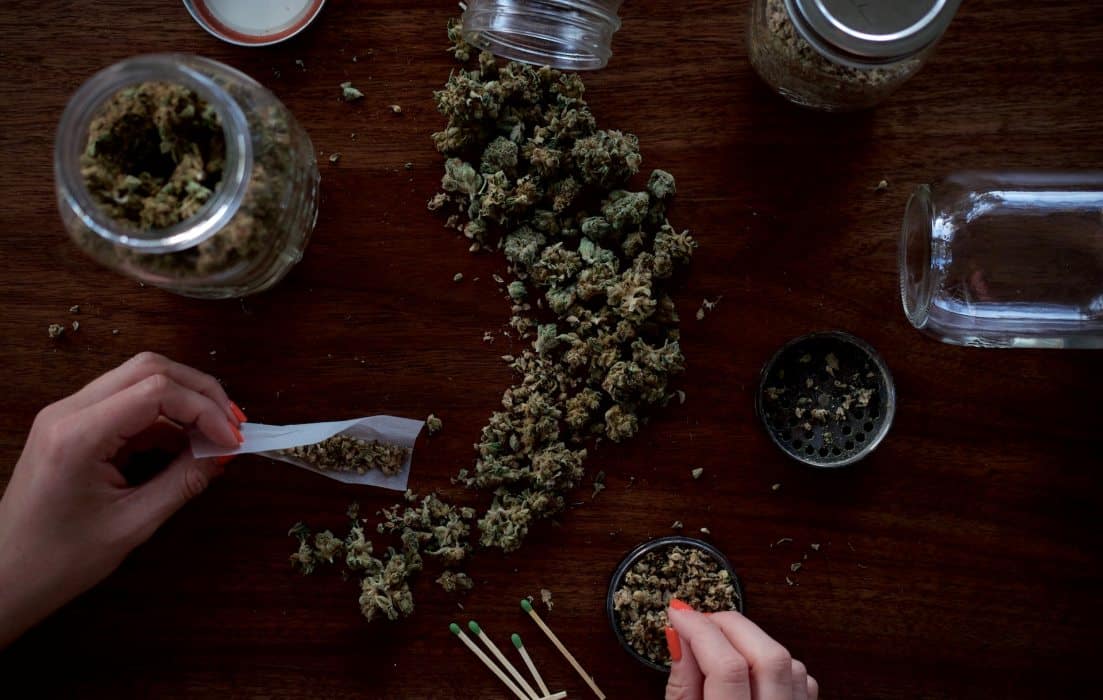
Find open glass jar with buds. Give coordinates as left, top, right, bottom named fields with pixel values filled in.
left=55, top=54, right=319, bottom=298
left=748, top=0, right=962, bottom=111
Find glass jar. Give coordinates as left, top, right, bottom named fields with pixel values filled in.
left=461, top=0, right=623, bottom=71
left=55, top=54, right=319, bottom=298
left=748, top=0, right=961, bottom=111
left=900, top=172, right=1103, bottom=349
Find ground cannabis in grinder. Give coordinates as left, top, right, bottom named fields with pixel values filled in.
left=612, top=545, right=740, bottom=666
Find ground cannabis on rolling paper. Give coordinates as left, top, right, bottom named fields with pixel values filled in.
left=278, top=434, right=409, bottom=476
left=612, top=546, right=740, bottom=666
left=289, top=18, right=697, bottom=623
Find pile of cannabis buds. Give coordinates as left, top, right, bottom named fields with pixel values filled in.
left=289, top=19, right=698, bottom=623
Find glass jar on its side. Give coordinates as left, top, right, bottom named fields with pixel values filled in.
left=748, top=0, right=961, bottom=112
left=900, top=172, right=1103, bottom=349
left=55, top=54, right=319, bottom=298
left=461, top=0, right=623, bottom=71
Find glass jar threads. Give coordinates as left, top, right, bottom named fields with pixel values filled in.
left=461, top=0, right=624, bottom=70
left=748, top=0, right=961, bottom=111
left=55, top=54, right=319, bottom=298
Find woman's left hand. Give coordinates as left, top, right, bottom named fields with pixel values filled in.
left=0, top=352, right=245, bottom=648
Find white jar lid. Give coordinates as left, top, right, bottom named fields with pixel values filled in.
left=183, top=0, right=327, bottom=47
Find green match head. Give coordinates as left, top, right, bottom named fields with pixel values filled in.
left=468, top=620, right=481, bottom=635
left=449, top=622, right=462, bottom=635
left=512, top=633, right=523, bottom=649
left=521, top=598, right=533, bottom=613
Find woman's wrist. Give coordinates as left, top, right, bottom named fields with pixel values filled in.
left=0, top=500, right=59, bottom=650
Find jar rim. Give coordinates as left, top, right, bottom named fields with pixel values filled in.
left=900, top=184, right=936, bottom=329
left=54, top=54, right=253, bottom=253
left=462, top=0, right=623, bottom=71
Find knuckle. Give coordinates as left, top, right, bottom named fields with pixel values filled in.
left=200, top=375, right=225, bottom=398
left=32, top=404, right=57, bottom=431
left=791, top=659, right=807, bottom=677
left=715, top=654, right=750, bottom=686
left=807, top=675, right=819, bottom=699
left=38, top=417, right=74, bottom=462
left=759, top=645, right=793, bottom=679
left=132, top=351, right=168, bottom=372
left=664, top=680, right=694, bottom=700
left=140, top=373, right=173, bottom=396
left=182, top=465, right=210, bottom=501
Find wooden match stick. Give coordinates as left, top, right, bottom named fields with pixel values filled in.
left=469, top=621, right=541, bottom=700
left=521, top=598, right=606, bottom=699
left=512, top=633, right=551, bottom=696
left=450, top=623, right=528, bottom=700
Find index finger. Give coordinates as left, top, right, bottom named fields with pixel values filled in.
left=668, top=608, right=752, bottom=700
left=709, top=611, right=795, bottom=700
left=56, top=352, right=238, bottom=424
left=65, top=374, right=242, bottom=462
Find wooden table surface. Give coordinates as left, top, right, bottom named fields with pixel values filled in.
left=1, top=1, right=1101, bottom=698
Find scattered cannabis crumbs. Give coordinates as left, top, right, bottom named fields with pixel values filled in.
left=48, top=323, right=65, bottom=339
left=340, top=81, right=364, bottom=101
left=426, top=414, right=443, bottom=435
left=762, top=339, right=883, bottom=462
left=612, top=545, right=740, bottom=666
left=290, top=492, right=475, bottom=621
left=289, top=17, right=697, bottom=625
left=695, top=297, right=721, bottom=321
left=278, top=434, right=409, bottom=476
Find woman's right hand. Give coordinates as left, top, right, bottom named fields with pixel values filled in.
left=665, top=600, right=818, bottom=700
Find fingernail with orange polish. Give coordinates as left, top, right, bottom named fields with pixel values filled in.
left=229, top=401, right=248, bottom=423
left=670, top=598, right=695, bottom=612
left=665, top=626, right=682, bottom=662
left=229, top=421, right=244, bottom=444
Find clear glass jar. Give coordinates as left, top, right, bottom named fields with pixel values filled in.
left=748, top=0, right=961, bottom=112
left=461, top=0, right=623, bottom=70
left=900, top=172, right=1103, bottom=349
left=55, top=54, right=319, bottom=298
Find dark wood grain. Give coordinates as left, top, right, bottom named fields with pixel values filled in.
left=1, top=1, right=1101, bottom=698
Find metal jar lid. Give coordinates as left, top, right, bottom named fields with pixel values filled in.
left=183, top=0, right=327, bottom=47
left=784, top=0, right=962, bottom=65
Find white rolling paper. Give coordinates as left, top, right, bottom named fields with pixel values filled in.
left=190, top=416, right=424, bottom=491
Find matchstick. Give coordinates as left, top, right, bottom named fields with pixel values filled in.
left=450, top=623, right=528, bottom=700
left=512, top=633, right=551, bottom=696
left=521, top=598, right=606, bottom=699
left=469, top=621, right=541, bottom=700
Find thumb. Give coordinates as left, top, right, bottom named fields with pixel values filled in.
left=666, top=622, right=704, bottom=700
left=124, top=452, right=227, bottom=542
